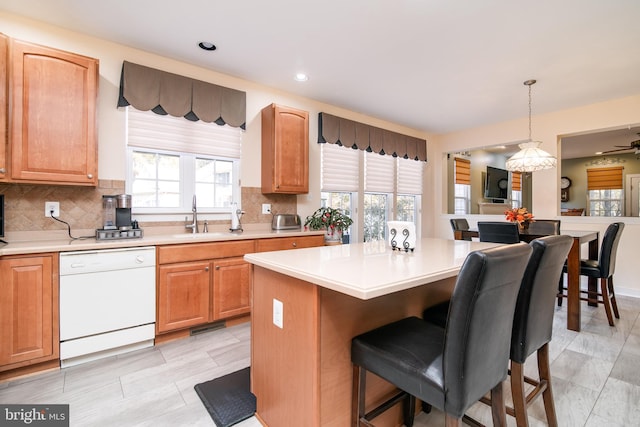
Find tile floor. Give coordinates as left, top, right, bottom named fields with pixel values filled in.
left=1, top=296, right=639, bottom=426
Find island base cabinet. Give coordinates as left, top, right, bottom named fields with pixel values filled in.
left=0, top=254, right=58, bottom=370
left=157, top=261, right=211, bottom=333
left=251, top=266, right=456, bottom=427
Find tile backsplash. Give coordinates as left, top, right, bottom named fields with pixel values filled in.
left=0, top=181, right=297, bottom=233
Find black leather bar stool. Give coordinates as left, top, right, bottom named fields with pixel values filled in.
left=351, top=243, right=532, bottom=427
left=557, top=222, right=625, bottom=326
left=423, top=235, right=573, bottom=426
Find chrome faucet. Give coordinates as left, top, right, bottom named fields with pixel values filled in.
left=185, top=195, right=199, bottom=233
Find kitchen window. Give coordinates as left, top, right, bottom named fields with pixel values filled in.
left=321, top=143, right=423, bottom=243
left=126, top=107, right=241, bottom=217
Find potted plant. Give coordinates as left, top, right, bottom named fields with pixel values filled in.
left=505, top=207, right=535, bottom=230
left=304, top=207, right=353, bottom=243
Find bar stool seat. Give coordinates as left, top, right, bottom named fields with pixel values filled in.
left=351, top=243, right=532, bottom=427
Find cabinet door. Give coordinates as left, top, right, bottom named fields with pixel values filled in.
left=0, top=34, right=7, bottom=181
left=157, top=261, right=211, bottom=333
left=262, top=104, right=309, bottom=194
left=10, top=39, right=98, bottom=185
left=212, top=257, right=251, bottom=320
left=0, top=256, right=55, bottom=366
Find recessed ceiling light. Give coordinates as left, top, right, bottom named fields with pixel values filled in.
left=198, top=42, right=217, bottom=51
left=294, top=73, right=308, bottom=82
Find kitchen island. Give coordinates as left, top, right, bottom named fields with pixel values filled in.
left=244, top=238, right=499, bottom=427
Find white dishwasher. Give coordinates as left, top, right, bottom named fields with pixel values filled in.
left=59, top=246, right=156, bottom=367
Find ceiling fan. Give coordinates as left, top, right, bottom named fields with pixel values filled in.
left=601, top=133, right=640, bottom=154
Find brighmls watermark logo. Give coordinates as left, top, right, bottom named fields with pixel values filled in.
left=1, top=405, right=68, bottom=427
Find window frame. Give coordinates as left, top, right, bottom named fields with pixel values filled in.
left=126, top=147, right=241, bottom=216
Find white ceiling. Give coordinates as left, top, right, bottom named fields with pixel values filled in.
left=1, top=0, right=639, bottom=136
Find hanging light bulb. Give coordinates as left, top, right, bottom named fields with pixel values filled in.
left=505, top=79, right=557, bottom=172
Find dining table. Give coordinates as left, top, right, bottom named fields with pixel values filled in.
left=453, top=227, right=599, bottom=332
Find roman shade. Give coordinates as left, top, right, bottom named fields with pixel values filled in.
left=118, top=61, right=246, bottom=129
left=454, top=157, right=471, bottom=185
left=318, top=112, right=427, bottom=161
left=587, top=166, right=623, bottom=190
left=321, top=143, right=359, bottom=192
left=512, top=171, right=522, bottom=191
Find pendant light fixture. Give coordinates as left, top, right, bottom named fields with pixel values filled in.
left=505, top=79, right=557, bottom=172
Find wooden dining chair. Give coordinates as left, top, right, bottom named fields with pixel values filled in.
left=477, top=221, right=520, bottom=244
left=557, top=222, right=625, bottom=326
left=450, top=218, right=471, bottom=240
left=351, top=243, right=532, bottom=427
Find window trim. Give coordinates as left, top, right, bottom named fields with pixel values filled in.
left=126, top=147, right=241, bottom=219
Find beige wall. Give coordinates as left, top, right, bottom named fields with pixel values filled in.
left=3, top=11, right=640, bottom=296
left=431, top=94, right=640, bottom=296
left=0, top=11, right=432, bottom=230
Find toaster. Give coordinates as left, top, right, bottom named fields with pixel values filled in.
left=271, top=214, right=302, bottom=230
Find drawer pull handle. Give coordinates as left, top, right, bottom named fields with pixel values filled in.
left=292, top=242, right=297, bottom=247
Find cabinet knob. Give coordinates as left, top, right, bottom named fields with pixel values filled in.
left=292, top=242, right=297, bottom=247
left=87, top=174, right=93, bottom=179
left=215, top=265, right=221, bottom=270
left=205, top=267, right=209, bottom=272
left=0, top=167, right=5, bottom=173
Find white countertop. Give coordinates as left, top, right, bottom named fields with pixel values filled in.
left=0, top=227, right=325, bottom=256
left=244, top=238, right=500, bottom=299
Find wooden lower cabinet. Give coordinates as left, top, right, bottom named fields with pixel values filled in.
left=157, top=261, right=211, bottom=333
left=156, top=235, right=323, bottom=334
left=212, top=257, right=251, bottom=320
left=0, top=254, right=58, bottom=371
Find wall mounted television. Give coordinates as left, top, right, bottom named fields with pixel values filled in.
left=484, top=166, right=509, bottom=201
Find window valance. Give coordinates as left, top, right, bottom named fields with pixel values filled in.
left=318, top=112, right=427, bottom=161
left=118, top=61, right=246, bottom=129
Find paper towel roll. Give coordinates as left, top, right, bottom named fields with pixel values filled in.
left=231, top=202, right=240, bottom=230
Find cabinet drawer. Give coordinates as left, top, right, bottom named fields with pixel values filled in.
left=255, top=235, right=324, bottom=252
left=158, top=240, right=256, bottom=264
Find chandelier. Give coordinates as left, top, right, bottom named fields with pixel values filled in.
left=505, top=80, right=557, bottom=172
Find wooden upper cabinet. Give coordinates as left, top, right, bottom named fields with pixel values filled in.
left=261, top=103, right=309, bottom=194
left=0, top=34, right=7, bottom=181
left=9, top=39, right=98, bottom=185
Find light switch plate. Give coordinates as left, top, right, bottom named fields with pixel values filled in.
left=273, top=298, right=283, bottom=329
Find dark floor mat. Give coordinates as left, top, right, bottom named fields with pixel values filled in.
left=194, top=367, right=256, bottom=427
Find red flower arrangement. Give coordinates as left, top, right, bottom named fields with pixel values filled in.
left=505, top=207, right=535, bottom=227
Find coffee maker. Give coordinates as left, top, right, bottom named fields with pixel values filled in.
left=98, top=194, right=141, bottom=240
left=102, top=194, right=133, bottom=230
left=115, top=194, right=132, bottom=230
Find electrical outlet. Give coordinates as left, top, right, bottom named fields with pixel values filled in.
left=45, top=201, right=60, bottom=217
left=273, top=298, right=283, bottom=329
left=262, top=203, right=271, bottom=214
